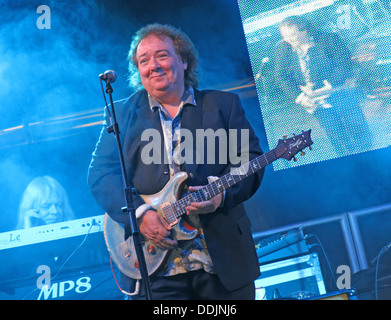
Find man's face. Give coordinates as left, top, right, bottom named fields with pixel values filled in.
left=136, top=34, right=188, bottom=103
left=279, top=25, right=309, bottom=48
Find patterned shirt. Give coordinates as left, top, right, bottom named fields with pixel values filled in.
left=142, top=87, right=215, bottom=276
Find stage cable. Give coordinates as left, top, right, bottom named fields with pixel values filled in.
left=305, top=233, right=338, bottom=291
left=375, top=241, right=391, bottom=300
left=109, top=256, right=140, bottom=297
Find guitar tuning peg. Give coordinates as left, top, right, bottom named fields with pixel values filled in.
left=293, top=156, right=298, bottom=162
left=301, top=151, right=305, bottom=156
left=283, top=134, right=288, bottom=139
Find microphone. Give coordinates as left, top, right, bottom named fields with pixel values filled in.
left=99, top=70, right=117, bottom=83
left=255, top=57, right=270, bottom=80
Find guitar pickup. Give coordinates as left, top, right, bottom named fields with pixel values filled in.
left=161, top=202, right=178, bottom=226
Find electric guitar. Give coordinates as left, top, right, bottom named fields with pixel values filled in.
left=299, top=79, right=355, bottom=114
left=104, top=130, right=313, bottom=279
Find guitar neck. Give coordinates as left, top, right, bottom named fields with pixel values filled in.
left=172, top=149, right=278, bottom=219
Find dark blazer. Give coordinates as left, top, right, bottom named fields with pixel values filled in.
left=274, top=32, right=354, bottom=101
left=88, top=89, right=264, bottom=291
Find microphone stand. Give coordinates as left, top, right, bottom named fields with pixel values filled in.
left=100, top=79, right=152, bottom=300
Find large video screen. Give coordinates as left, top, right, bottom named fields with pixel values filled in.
left=238, top=0, right=391, bottom=170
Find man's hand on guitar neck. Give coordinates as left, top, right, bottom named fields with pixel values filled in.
left=186, top=185, right=223, bottom=215
left=138, top=210, right=178, bottom=250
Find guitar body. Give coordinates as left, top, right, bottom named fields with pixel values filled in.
left=104, top=171, right=199, bottom=280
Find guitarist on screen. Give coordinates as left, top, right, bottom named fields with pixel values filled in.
left=274, top=15, right=372, bottom=155
left=88, top=24, right=265, bottom=300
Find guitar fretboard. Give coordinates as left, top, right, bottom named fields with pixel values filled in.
left=165, top=149, right=278, bottom=222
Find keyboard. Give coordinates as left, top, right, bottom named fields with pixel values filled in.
left=0, top=215, right=105, bottom=250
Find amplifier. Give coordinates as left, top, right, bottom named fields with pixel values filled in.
left=255, top=253, right=326, bottom=300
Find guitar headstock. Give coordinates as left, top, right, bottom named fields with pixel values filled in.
left=275, top=130, right=313, bottom=161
